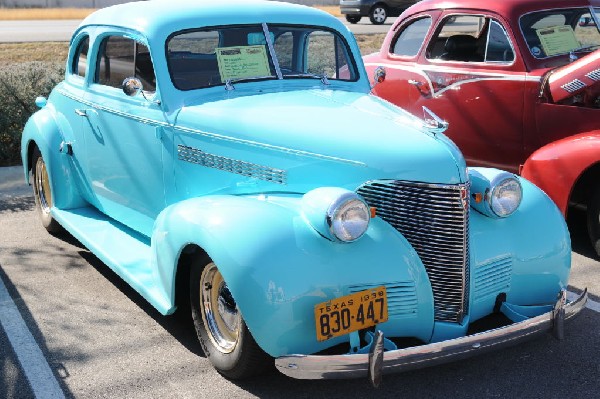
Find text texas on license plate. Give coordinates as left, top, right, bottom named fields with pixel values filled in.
left=314, top=286, right=388, bottom=342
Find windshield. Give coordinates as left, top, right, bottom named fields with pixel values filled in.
left=520, top=7, right=600, bottom=58
left=166, top=24, right=358, bottom=90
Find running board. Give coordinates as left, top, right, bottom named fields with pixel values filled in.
left=52, top=206, right=172, bottom=314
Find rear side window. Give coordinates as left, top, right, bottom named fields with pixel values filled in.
left=71, top=35, right=89, bottom=78
left=391, top=17, right=432, bottom=57
left=96, top=36, right=156, bottom=92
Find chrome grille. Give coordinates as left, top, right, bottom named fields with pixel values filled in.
left=357, top=180, right=470, bottom=323
left=349, top=282, right=418, bottom=318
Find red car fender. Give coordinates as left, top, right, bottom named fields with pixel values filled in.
left=521, top=131, right=600, bottom=216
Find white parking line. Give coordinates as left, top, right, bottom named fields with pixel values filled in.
left=0, top=274, right=65, bottom=399
left=568, top=290, right=600, bottom=313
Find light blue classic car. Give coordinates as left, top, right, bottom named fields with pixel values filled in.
left=21, top=0, right=587, bottom=385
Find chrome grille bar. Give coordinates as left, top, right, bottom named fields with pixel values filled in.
left=357, top=180, right=470, bottom=323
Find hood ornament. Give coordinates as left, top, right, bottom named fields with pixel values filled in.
left=421, top=106, right=449, bottom=135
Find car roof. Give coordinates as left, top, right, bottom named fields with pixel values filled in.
left=77, top=0, right=343, bottom=42
left=408, top=0, right=600, bottom=20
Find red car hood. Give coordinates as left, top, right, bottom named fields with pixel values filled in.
left=547, top=49, right=600, bottom=102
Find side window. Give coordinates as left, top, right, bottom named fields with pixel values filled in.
left=306, top=31, right=337, bottom=76
left=391, top=17, right=431, bottom=57
left=96, top=35, right=156, bottom=92
left=485, top=20, right=514, bottom=62
left=72, top=35, right=89, bottom=78
left=428, top=15, right=513, bottom=64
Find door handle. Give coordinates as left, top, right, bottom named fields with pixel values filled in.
left=75, top=109, right=87, bottom=117
left=408, top=80, right=430, bottom=97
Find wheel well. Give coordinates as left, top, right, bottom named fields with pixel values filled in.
left=174, top=244, right=209, bottom=312
left=371, top=2, right=388, bottom=11
left=569, top=162, right=600, bottom=211
left=26, top=141, right=38, bottom=175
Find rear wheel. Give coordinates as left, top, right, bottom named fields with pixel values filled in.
left=190, top=259, right=271, bottom=379
left=32, top=147, right=62, bottom=233
left=587, top=186, right=600, bottom=257
left=345, top=15, right=361, bottom=24
left=369, top=5, right=387, bottom=25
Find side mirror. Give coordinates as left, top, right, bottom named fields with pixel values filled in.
left=122, top=77, right=143, bottom=97
left=372, top=66, right=386, bottom=88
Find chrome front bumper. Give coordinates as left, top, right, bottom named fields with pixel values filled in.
left=275, top=289, right=587, bottom=382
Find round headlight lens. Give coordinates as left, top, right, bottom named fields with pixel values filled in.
left=489, top=177, right=522, bottom=217
left=327, top=194, right=370, bottom=242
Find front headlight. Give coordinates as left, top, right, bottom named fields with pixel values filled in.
left=489, top=176, right=522, bottom=217
left=469, top=168, right=523, bottom=218
left=302, top=188, right=371, bottom=242
left=327, top=193, right=370, bottom=242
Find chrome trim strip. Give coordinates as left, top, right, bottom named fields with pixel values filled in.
left=57, top=89, right=366, bottom=167
left=175, top=126, right=367, bottom=166
left=363, top=63, right=540, bottom=98
left=57, top=89, right=169, bottom=127
left=275, top=289, right=588, bottom=380
left=178, top=145, right=287, bottom=184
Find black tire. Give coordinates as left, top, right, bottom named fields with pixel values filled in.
left=31, top=147, right=62, bottom=233
left=190, top=258, right=271, bottom=379
left=345, top=15, right=361, bottom=24
left=587, top=186, right=600, bottom=258
left=369, top=4, right=387, bottom=25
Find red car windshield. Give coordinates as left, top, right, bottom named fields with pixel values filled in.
left=519, top=7, right=600, bottom=58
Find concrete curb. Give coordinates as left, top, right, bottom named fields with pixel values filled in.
left=0, top=166, right=31, bottom=199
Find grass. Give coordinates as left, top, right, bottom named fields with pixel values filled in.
left=0, top=42, right=69, bottom=65
left=0, top=8, right=95, bottom=20
left=0, top=6, right=340, bottom=20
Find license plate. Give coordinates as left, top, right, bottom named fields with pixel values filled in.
left=314, top=286, right=388, bottom=342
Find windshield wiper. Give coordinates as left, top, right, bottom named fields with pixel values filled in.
left=224, top=75, right=277, bottom=90
left=283, top=73, right=330, bottom=85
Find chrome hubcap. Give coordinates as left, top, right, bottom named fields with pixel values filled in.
left=373, top=8, right=386, bottom=22
left=34, top=157, right=52, bottom=214
left=200, top=263, right=240, bottom=354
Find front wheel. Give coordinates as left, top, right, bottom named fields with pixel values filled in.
left=31, top=147, right=62, bottom=233
left=190, top=259, right=271, bottom=379
left=345, top=15, right=361, bottom=24
left=587, top=186, right=600, bottom=257
left=369, top=5, right=387, bottom=25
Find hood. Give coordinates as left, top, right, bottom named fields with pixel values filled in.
left=174, top=89, right=467, bottom=192
left=547, top=49, right=600, bottom=103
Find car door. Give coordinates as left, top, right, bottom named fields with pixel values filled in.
left=406, top=13, right=527, bottom=172
left=82, top=33, right=166, bottom=237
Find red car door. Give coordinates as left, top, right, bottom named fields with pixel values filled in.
left=370, top=12, right=530, bottom=173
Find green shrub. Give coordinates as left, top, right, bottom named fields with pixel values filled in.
left=0, top=62, right=64, bottom=167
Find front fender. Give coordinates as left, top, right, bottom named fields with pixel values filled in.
left=521, top=131, right=600, bottom=214
left=20, top=105, right=86, bottom=210
left=151, top=194, right=435, bottom=357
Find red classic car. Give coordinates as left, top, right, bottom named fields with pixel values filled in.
left=364, top=0, right=600, bottom=256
